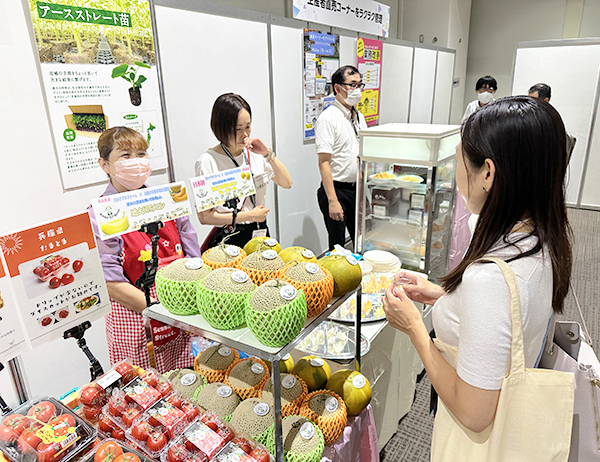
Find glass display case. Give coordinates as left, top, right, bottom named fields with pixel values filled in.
left=356, top=123, right=460, bottom=282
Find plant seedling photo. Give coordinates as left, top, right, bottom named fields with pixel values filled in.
left=112, top=61, right=151, bottom=106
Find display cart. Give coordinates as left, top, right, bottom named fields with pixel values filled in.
left=356, top=123, right=460, bottom=283
left=143, top=288, right=362, bottom=462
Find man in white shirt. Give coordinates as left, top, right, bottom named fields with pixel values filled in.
left=462, top=75, right=497, bottom=122
left=315, top=65, right=367, bottom=250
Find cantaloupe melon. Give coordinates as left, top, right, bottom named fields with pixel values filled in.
left=155, top=258, right=211, bottom=315
left=229, top=398, right=274, bottom=445
left=265, top=416, right=324, bottom=462
left=194, top=344, right=240, bottom=383
left=202, top=243, right=246, bottom=270
left=195, top=382, right=240, bottom=422
left=166, top=368, right=208, bottom=400
left=224, top=357, right=270, bottom=400
left=299, top=390, right=347, bottom=444
left=260, top=373, right=308, bottom=418
left=281, top=262, right=334, bottom=317
left=240, top=250, right=286, bottom=286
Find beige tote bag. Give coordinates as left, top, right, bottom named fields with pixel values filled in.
left=431, top=257, right=575, bottom=462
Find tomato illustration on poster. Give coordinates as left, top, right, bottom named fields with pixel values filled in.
left=0, top=212, right=110, bottom=348
left=0, top=258, right=28, bottom=363
left=356, top=37, right=382, bottom=126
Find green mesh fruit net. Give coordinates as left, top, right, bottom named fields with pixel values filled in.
left=265, top=416, right=325, bottom=462
left=197, top=285, right=254, bottom=330
left=155, top=266, right=211, bottom=315
left=246, top=290, right=307, bottom=348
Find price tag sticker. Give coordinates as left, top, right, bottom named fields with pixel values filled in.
left=226, top=246, right=240, bottom=257
left=265, top=238, right=278, bottom=247
left=231, top=270, right=249, bottom=283
left=309, top=357, right=324, bottom=367
left=185, top=258, right=204, bottom=270
left=218, top=346, right=232, bottom=357
left=353, top=374, right=367, bottom=389
left=305, top=263, right=319, bottom=274
left=251, top=362, right=265, bottom=375
left=346, top=255, right=358, bottom=265
left=325, top=396, right=339, bottom=412
left=280, top=285, right=297, bottom=301
left=254, top=403, right=270, bottom=417
left=180, top=373, right=197, bottom=386
left=262, top=250, right=277, bottom=260
left=301, top=249, right=315, bottom=259
left=300, top=422, right=315, bottom=440
left=282, top=375, right=297, bottom=389
left=217, top=386, right=233, bottom=398
left=282, top=354, right=290, bottom=360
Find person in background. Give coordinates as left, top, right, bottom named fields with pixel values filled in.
left=528, top=83, right=576, bottom=161
left=315, top=65, right=367, bottom=251
left=383, top=97, right=572, bottom=443
left=195, top=93, right=292, bottom=250
left=462, top=76, right=498, bottom=122
left=89, top=126, right=201, bottom=372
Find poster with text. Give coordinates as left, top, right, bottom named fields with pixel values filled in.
left=189, top=166, right=256, bottom=212
left=303, top=30, right=339, bottom=142
left=0, top=261, right=28, bottom=363
left=0, top=213, right=110, bottom=348
left=356, top=37, right=382, bottom=126
left=28, top=0, right=167, bottom=189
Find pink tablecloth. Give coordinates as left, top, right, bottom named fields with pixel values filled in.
left=321, top=404, right=379, bottom=462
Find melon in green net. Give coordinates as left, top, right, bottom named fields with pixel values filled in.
left=265, top=415, right=325, bottom=462
left=246, top=279, right=307, bottom=348
left=197, top=268, right=256, bottom=330
left=155, top=258, right=211, bottom=315
left=195, top=382, right=240, bottom=422
left=166, top=369, right=207, bottom=400
left=229, top=398, right=274, bottom=445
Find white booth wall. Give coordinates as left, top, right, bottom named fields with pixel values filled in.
left=0, top=0, right=455, bottom=407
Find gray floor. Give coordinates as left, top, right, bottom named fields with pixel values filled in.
left=380, top=207, right=600, bottom=461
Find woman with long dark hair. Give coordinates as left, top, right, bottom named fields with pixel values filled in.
left=383, top=96, right=572, bottom=435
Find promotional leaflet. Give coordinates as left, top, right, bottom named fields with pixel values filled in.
left=27, top=0, right=167, bottom=189
left=303, top=30, right=339, bottom=142
left=0, top=212, right=110, bottom=348
left=90, top=181, right=191, bottom=241
left=356, top=37, right=382, bottom=126
left=0, top=261, right=28, bottom=363
left=189, top=166, right=256, bottom=213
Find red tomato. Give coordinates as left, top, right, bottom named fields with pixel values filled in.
left=37, top=443, right=66, bottom=462
left=204, top=421, right=218, bottom=432
left=72, top=260, right=83, bottom=272
left=98, top=416, right=116, bottom=433
left=3, top=414, right=27, bottom=435
left=185, top=452, right=208, bottom=462
left=180, top=403, right=199, bottom=422
left=146, top=431, right=168, bottom=452
left=108, top=397, right=127, bottom=418
left=82, top=405, right=102, bottom=421
left=61, top=273, right=74, bottom=285
left=114, top=453, right=141, bottom=462
left=232, top=437, right=252, bottom=454
left=41, top=317, right=53, bottom=326
left=17, top=427, right=42, bottom=454
left=216, top=426, right=233, bottom=444
left=115, top=363, right=137, bottom=383
left=249, top=447, right=270, bottom=462
left=48, top=277, right=61, bottom=289
left=27, top=401, right=56, bottom=423
left=94, top=441, right=123, bottom=462
left=0, top=424, right=19, bottom=443
left=166, top=395, right=183, bottom=409
left=121, top=408, right=141, bottom=428
left=131, top=421, right=152, bottom=442
left=166, top=444, right=187, bottom=462
left=80, top=384, right=104, bottom=407
left=40, top=268, right=51, bottom=278
left=147, top=416, right=160, bottom=428
left=61, top=257, right=70, bottom=266
left=111, top=428, right=126, bottom=441
left=49, top=414, right=76, bottom=429
left=183, top=439, right=197, bottom=452
left=141, top=371, right=159, bottom=388
left=156, top=380, right=172, bottom=397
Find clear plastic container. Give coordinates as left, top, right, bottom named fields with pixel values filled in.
left=78, top=438, right=153, bottom=462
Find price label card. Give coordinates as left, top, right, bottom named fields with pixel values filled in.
left=190, top=166, right=256, bottom=213
left=90, top=181, right=191, bottom=240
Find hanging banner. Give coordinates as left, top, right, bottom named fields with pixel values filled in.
left=293, top=0, right=390, bottom=38
left=0, top=213, right=110, bottom=348
left=27, top=0, right=168, bottom=190
left=189, top=166, right=256, bottom=213
left=303, top=30, right=339, bottom=142
left=0, top=260, right=28, bottom=363
left=90, top=181, right=192, bottom=241
left=356, top=37, right=382, bottom=126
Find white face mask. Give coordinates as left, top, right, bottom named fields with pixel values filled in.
left=478, top=91, right=494, bottom=105
left=343, top=88, right=362, bottom=107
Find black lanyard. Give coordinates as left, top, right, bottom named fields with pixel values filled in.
left=221, top=143, right=256, bottom=207
left=350, top=108, right=360, bottom=140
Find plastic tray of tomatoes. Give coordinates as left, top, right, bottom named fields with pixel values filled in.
left=0, top=395, right=97, bottom=462
left=79, top=439, right=152, bottom=462
left=210, top=437, right=271, bottom=462
left=79, top=360, right=139, bottom=424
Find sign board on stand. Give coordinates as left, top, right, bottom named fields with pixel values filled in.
left=189, top=166, right=256, bottom=213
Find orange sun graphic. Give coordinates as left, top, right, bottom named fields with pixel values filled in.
left=0, top=234, right=24, bottom=256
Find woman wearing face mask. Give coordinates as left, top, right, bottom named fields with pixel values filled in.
left=462, top=75, right=497, bottom=123
left=195, top=93, right=292, bottom=250
left=89, top=126, right=201, bottom=371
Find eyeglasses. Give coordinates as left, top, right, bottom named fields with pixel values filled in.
left=340, top=82, right=365, bottom=90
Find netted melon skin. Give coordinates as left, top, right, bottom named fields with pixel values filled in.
left=281, top=265, right=334, bottom=317
left=260, top=374, right=308, bottom=418
left=156, top=266, right=211, bottom=315
left=224, top=358, right=270, bottom=400
left=195, top=382, right=240, bottom=421
left=197, top=284, right=254, bottom=330
left=194, top=347, right=240, bottom=383
left=202, top=247, right=246, bottom=270
left=246, top=291, right=307, bottom=348
left=167, top=369, right=208, bottom=400
left=299, top=390, right=347, bottom=445
left=265, top=416, right=325, bottom=462
left=229, top=398, right=274, bottom=444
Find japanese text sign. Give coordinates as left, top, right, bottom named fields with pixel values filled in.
left=90, top=181, right=192, bottom=241
left=356, top=37, right=382, bottom=126
left=189, top=166, right=256, bottom=213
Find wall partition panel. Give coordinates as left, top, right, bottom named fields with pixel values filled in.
left=432, top=50, right=455, bottom=124
left=379, top=42, right=413, bottom=124
left=511, top=41, right=600, bottom=205
left=409, top=47, right=437, bottom=123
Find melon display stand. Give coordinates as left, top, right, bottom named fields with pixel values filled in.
left=143, top=282, right=364, bottom=461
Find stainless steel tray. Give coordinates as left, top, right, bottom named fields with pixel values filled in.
left=296, top=320, right=371, bottom=360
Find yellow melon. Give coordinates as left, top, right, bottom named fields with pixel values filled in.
left=325, top=369, right=372, bottom=416
left=317, top=255, right=362, bottom=296
left=243, top=237, right=282, bottom=255
left=292, top=355, right=331, bottom=392
left=265, top=354, right=295, bottom=374
left=279, top=246, right=318, bottom=264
